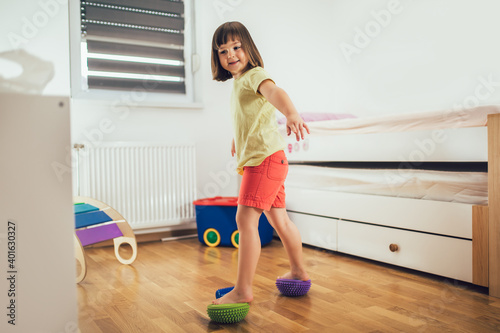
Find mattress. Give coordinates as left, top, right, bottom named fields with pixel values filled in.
left=286, top=164, right=488, bottom=205
left=281, top=106, right=500, bottom=162
left=279, top=105, right=500, bottom=137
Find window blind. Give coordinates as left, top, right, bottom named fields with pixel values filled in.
left=80, top=0, right=186, bottom=93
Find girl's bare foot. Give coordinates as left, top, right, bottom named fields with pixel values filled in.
left=211, top=288, right=253, bottom=305
left=278, top=271, right=310, bottom=281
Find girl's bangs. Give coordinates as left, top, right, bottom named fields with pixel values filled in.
left=214, top=25, right=243, bottom=49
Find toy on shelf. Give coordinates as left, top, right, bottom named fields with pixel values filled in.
left=73, top=196, right=137, bottom=283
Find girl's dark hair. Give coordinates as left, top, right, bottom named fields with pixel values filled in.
left=211, top=21, right=264, bottom=82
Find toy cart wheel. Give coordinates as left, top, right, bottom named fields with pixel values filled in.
left=203, top=228, right=221, bottom=247
left=231, top=230, right=240, bottom=248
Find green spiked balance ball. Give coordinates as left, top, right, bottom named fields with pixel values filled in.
left=207, top=303, right=250, bottom=324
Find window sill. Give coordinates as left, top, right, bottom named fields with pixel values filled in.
left=71, top=90, right=203, bottom=110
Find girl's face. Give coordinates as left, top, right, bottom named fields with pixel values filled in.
left=217, top=38, right=248, bottom=79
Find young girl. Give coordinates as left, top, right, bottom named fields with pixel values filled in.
left=211, top=21, right=310, bottom=305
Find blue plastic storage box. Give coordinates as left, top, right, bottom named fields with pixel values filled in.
left=193, top=196, right=274, bottom=247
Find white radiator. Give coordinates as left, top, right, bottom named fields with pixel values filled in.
left=74, top=142, right=197, bottom=231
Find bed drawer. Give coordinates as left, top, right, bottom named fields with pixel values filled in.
left=285, top=186, right=473, bottom=239
left=288, top=212, right=338, bottom=251
left=337, top=220, right=472, bottom=283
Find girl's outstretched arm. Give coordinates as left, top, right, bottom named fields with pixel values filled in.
left=258, top=79, right=310, bottom=141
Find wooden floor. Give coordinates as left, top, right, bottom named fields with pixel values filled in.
left=77, top=238, right=500, bottom=332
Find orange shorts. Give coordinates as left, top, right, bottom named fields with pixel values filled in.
left=238, top=150, right=288, bottom=211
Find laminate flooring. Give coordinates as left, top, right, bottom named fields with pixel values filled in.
left=77, top=238, right=500, bottom=332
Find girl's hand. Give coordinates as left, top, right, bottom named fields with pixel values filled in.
left=231, top=138, right=236, bottom=157
left=286, top=114, right=310, bottom=141
left=257, top=79, right=310, bottom=141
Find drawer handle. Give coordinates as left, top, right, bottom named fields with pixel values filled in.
left=389, top=244, right=399, bottom=252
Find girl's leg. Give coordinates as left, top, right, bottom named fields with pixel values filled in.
left=212, top=204, right=263, bottom=305
left=264, top=207, right=309, bottom=281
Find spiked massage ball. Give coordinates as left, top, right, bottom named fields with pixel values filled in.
left=275, top=279, right=311, bottom=297
left=207, top=303, right=250, bottom=324
left=207, top=287, right=248, bottom=323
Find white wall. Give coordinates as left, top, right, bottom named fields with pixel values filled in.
left=330, top=0, right=500, bottom=116
left=70, top=0, right=500, bottom=200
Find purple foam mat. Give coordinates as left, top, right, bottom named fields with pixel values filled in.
left=76, top=223, right=123, bottom=246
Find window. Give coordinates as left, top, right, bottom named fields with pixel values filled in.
left=70, top=0, right=198, bottom=104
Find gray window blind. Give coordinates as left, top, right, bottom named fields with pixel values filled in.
left=80, top=0, right=186, bottom=93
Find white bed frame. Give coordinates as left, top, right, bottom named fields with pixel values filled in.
left=285, top=114, right=499, bottom=298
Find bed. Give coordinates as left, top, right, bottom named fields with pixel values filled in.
left=279, top=105, right=500, bottom=297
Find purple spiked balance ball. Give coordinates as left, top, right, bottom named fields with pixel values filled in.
left=275, top=279, right=311, bottom=297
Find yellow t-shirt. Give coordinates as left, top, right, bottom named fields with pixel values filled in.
left=231, top=67, right=286, bottom=175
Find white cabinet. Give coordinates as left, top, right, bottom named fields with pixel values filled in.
left=337, top=220, right=473, bottom=283
left=0, top=94, right=77, bottom=332
left=288, top=212, right=338, bottom=252
left=287, top=186, right=475, bottom=283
